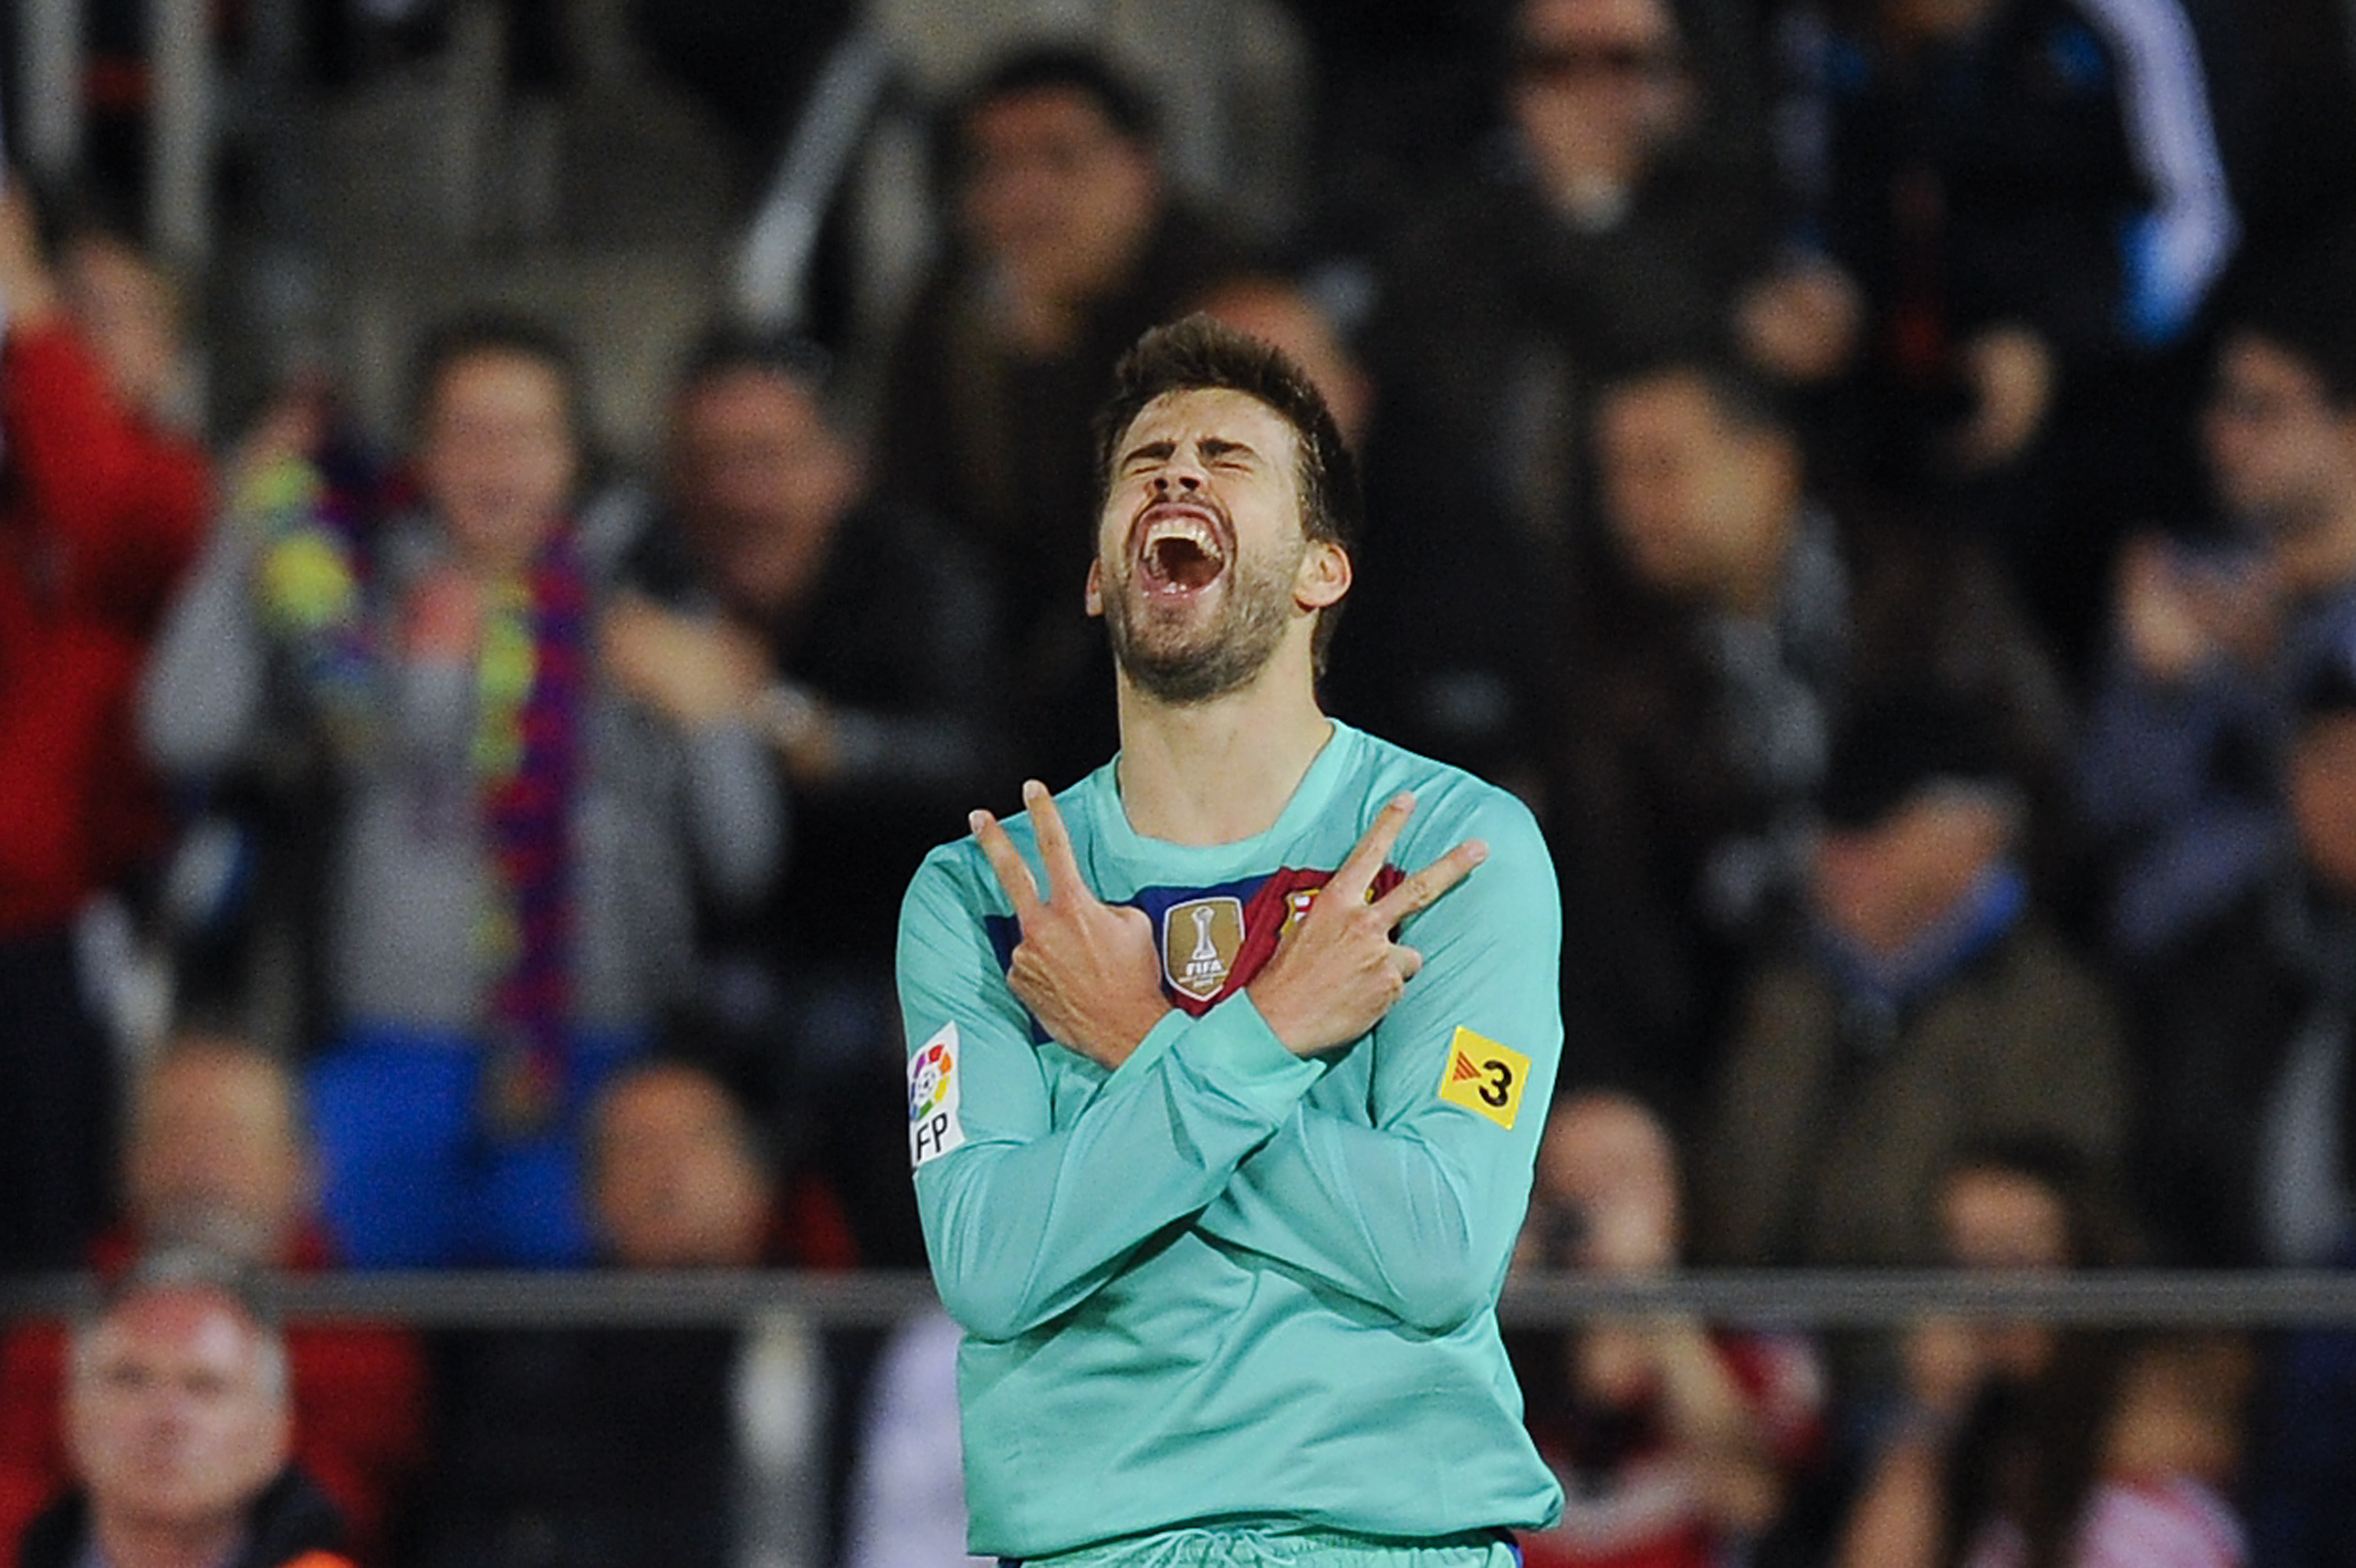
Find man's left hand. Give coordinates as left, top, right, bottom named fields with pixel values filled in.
left=972, top=780, right=1168, bottom=1070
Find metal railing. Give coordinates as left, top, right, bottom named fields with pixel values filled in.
left=11, top=1267, right=2356, bottom=1329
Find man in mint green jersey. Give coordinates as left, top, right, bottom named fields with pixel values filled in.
left=895, top=313, right=1566, bottom=1567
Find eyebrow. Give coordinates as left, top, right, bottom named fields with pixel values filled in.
left=1115, top=435, right=1264, bottom=470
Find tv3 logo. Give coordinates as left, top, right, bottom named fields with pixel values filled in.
left=1437, top=1028, right=1531, bottom=1130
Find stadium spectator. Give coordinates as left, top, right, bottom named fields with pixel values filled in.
left=2076, top=233, right=2356, bottom=971
left=1508, top=1089, right=1826, bottom=1568
left=0, top=1034, right=426, bottom=1568
left=406, top=1058, right=852, bottom=1568
left=2118, top=627, right=2356, bottom=1266
left=1832, top=1141, right=2251, bottom=1568
left=1689, top=685, right=2129, bottom=1273
left=1336, top=0, right=1850, bottom=788
left=2196, top=621, right=2356, bottom=1554
left=1549, top=356, right=2066, bottom=1139
left=137, top=311, right=784, bottom=1267
left=15, top=1245, right=357, bottom=1568
left=867, top=42, right=1258, bottom=794
left=0, top=175, right=210, bottom=1270
left=1772, top=0, right=2240, bottom=674
left=606, top=324, right=1002, bottom=1264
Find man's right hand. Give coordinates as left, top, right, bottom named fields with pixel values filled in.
left=974, top=781, right=1169, bottom=1071
left=1247, top=792, right=1487, bottom=1057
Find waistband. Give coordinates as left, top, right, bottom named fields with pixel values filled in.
left=1003, top=1525, right=1520, bottom=1568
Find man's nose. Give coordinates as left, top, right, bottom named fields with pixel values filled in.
left=1151, top=466, right=1203, bottom=492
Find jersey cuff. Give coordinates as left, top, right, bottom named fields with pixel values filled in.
left=1150, top=990, right=1322, bottom=1123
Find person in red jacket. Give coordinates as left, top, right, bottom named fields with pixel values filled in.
left=0, top=174, right=210, bottom=1270
left=0, top=1033, right=430, bottom=1568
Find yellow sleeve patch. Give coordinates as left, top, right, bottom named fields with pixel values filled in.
left=1437, top=1027, right=1531, bottom=1130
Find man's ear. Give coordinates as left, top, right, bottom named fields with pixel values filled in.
left=1295, top=541, right=1351, bottom=612
left=1084, top=558, right=1105, bottom=618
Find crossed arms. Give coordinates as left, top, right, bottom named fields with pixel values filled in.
left=896, top=780, right=1562, bottom=1340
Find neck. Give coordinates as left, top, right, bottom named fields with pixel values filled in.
left=1112, top=661, right=1334, bottom=846
left=91, top=1510, right=244, bottom=1568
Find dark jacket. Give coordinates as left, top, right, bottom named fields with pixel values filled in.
left=18, top=1467, right=353, bottom=1568
left=1546, top=497, right=2070, bottom=1137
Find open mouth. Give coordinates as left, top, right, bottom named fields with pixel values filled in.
left=1134, top=504, right=1230, bottom=595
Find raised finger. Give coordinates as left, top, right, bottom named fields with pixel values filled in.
left=1370, top=839, right=1489, bottom=927
left=1022, top=780, right=1088, bottom=904
left=970, top=808, right=1043, bottom=923
left=1327, top=791, right=1419, bottom=905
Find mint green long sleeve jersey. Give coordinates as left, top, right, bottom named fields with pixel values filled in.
left=894, top=721, right=1568, bottom=1559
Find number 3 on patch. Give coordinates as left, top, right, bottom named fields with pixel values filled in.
left=1437, top=1027, right=1531, bottom=1130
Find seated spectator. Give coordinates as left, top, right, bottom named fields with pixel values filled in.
left=0, top=1033, right=428, bottom=1568
left=1691, top=686, right=2130, bottom=1273
left=587, top=1058, right=854, bottom=1274
left=1509, top=1089, right=1826, bottom=1568
left=1549, top=356, right=2067, bottom=1139
left=1833, top=1141, right=2251, bottom=1568
left=16, top=1245, right=356, bottom=1568
left=408, top=1058, right=852, bottom=1568
left=0, top=174, right=210, bottom=1270
left=869, top=42, right=1258, bottom=794
left=605, top=324, right=1004, bottom=1263
left=2078, top=233, right=2356, bottom=970
left=139, top=312, right=785, bottom=1268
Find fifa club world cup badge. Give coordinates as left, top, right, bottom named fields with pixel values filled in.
left=1162, top=896, right=1245, bottom=1003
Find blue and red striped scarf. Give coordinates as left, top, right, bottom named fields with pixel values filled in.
left=476, top=533, right=590, bottom=1129
left=243, top=456, right=591, bottom=1128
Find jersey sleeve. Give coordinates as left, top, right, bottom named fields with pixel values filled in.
left=896, top=841, right=1326, bottom=1342
left=1191, top=790, right=1564, bottom=1332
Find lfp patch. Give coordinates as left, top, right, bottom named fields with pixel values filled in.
left=908, top=1022, right=967, bottom=1169
left=1437, top=1027, right=1531, bottom=1130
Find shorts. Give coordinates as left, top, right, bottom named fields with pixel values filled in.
left=1002, top=1526, right=1521, bottom=1568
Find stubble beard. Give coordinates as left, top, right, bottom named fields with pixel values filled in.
left=1103, top=546, right=1300, bottom=706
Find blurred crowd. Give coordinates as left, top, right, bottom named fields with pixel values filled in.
left=7, top=0, right=2356, bottom=1562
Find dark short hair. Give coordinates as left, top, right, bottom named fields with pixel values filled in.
left=956, top=42, right=1159, bottom=150
left=1943, top=1135, right=2143, bottom=1270
left=587, top=1053, right=777, bottom=1185
left=1596, top=351, right=1797, bottom=441
left=406, top=308, right=585, bottom=444
left=674, top=321, right=834, bottom=400
left=1092, top=313, right=1363, bottom=671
